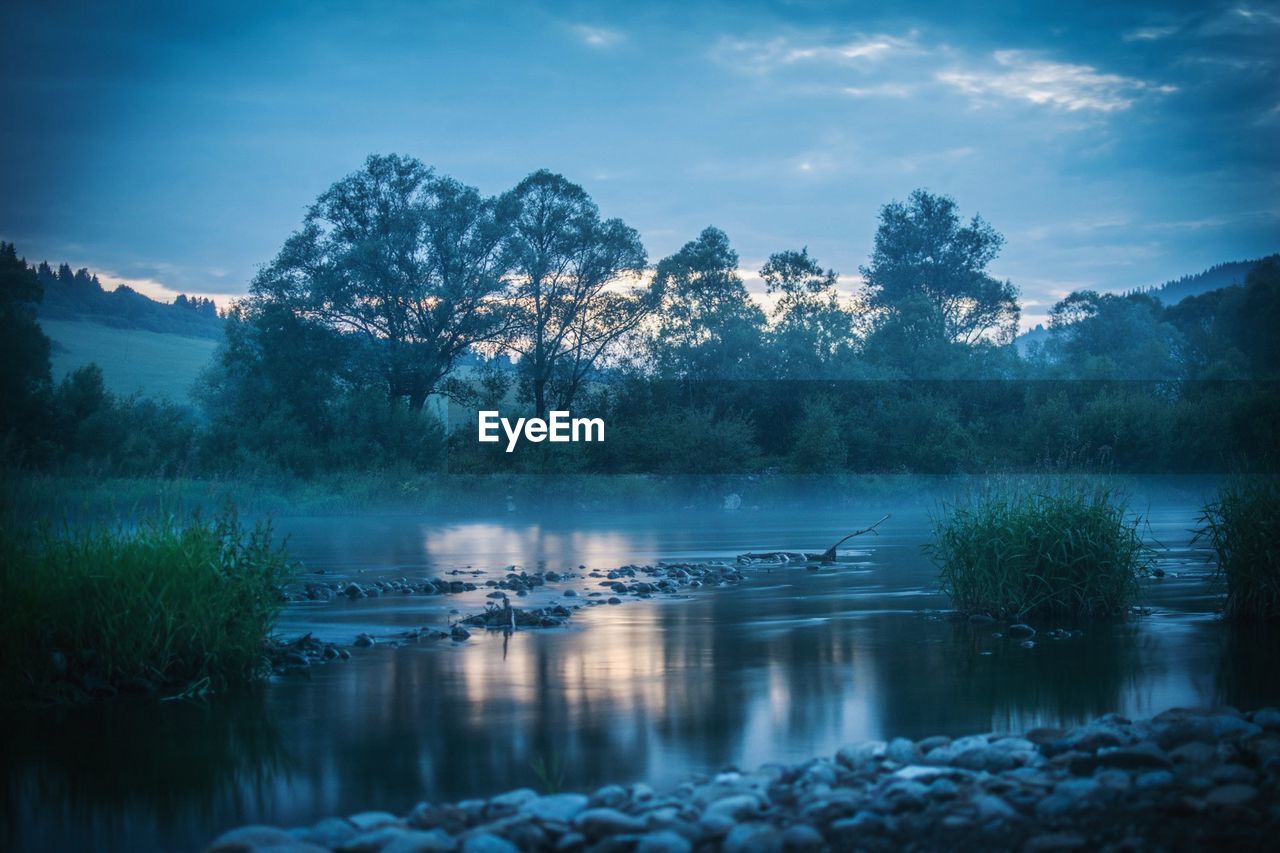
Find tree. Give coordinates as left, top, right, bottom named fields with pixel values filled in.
left=648, top=227, right=765, bottom=379
left=760, top=248, right=857, bottom=378
left=251, top=154, right=513, bottom=411
left=861, top=189, right=1018, bottom=346
left=0, top=242, right=53, bottom=443
left=1235, top=256, right=1280, bottom=376
left=500, top=170, right=649, bottom=417
left=1047, top=291, right=1182, bottom=379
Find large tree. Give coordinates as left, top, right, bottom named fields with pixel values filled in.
left=761, top=247, right=857, bottom=378
left=1047, top=290, right=1182, bottom=379
left=861, top=189, right=1019, bottom=346
left=500, top=170, right=648, bottom=417
left=251, top=154, right=513, bottom=410
left=648, top=227, right=765, bottom=379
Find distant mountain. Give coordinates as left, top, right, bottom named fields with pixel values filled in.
left=1138, top=256, right=1273, bottom=305
left=33, top=261, right=225, bottom=339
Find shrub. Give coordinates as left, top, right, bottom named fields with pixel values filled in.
left=1196, top=478, right=1280, bottom=620
left=0, top=508, right=296, bottom=703
left=927, top=485, right=1150, bottom=620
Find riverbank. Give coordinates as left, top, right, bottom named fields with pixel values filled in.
left=207, top=705, right=1280, bottom=852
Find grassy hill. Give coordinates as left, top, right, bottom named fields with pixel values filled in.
left=43, top=319, right=219, bottom=404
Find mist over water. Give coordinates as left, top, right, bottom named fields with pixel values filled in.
left=4, top=477, right=1273, bottom=852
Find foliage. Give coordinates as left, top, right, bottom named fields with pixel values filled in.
left=1196, top=477, right=1280, bottom=620
left=0, top=242, right=53, bottom=450
left=250, top=154, right=513, bottom=411
left=647, top=226, right=766, bottom=379
left=501, top=170, right=650, bottom=416
left=762, top=248, right=859, bottom=378
left=0, top=509, right=296, bottom=704
left=861, top=189, right=1019, bottom=347
left=927, top=485, right=1151, bottom=620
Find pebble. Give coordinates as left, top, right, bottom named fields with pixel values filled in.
left=202, top=707, right=1280, bottom=852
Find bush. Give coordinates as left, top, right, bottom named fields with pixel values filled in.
left=0, top=508, right=296, bottom=704
left=1197, top=478, right=1280, bottom=620
left=927, top=485, right=1150, bottom=620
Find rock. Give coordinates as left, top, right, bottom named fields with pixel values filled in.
left=1167, top=742, right=1217, bottom=765
left=723, top=822, right=781, bottom=853
left=206, top=826, right=327, bottom=852
left=347, top=812, right=400, bottom=833
left=1204, top=784, right=1258, bottom=807
left=829, top=812, right=889, bottom=840
left=459, top=833, right=518, bottom=853
left=635, top=830, right=692, bottom=853
left=1135, top=770, right=1175, bottom=789
left=339, top=827, right=412, bottom=852
left=973, top=794, right=1020, bottom=822
left=1211, top=763, right=1256, bottom=785
left=1035, top=779, right=1100, bottom=819
left=885, top=737, right=919, bottom=764
left=381, top=829, right=456, bottom=853
left=836, top=740, right=886, bottom=770
left=696, top=812, right=737, bottom=839
left=353, top=633, right=375, bottom=648
left=703, top=794, right=763, bottom=822
left=521, top=793, right=589, bottom=824
left=486, top=788, right=538, bottom=818
left=589, top=784, right=628, bottom=808
left=1007, top=624, right=1036, bottom=638
left=1251, top=707, right=1280, bottom=730
left=574, top=808, right=647, bottom=837
left=917, top=735, right=951, bottom=753
left=1067, top=747, right=1172, bottom=775
left=778, top=823, right=824, bottom=851
left=1152, top=710, right=1260, bottom=749
left=302, top=817, right=359, bottom=847
left=1024, top=832, right=1088, bottom=851
left=450, top=625, right=471, bottom=641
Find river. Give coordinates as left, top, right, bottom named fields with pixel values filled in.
left=5, top=481, right=1277, bottom=851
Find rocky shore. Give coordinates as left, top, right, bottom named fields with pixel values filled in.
left=206, top=706, right=1280, bottom=852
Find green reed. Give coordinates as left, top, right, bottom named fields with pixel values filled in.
left=927, top=484, right=1150, bottom=620
left=0, top=508, right=296, bottom=703
left=1197, top=478, right=1280, bottom=620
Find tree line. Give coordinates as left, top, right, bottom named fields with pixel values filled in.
left=1, top=154, right=1277, bottom=478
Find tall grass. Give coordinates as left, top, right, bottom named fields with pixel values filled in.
left=927, top=485, right=1150, bottom=620
left=1197, top=478, right=1280, bottom=620
left=0, top=509, right=295, bottom=703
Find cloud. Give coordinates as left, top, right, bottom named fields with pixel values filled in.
left=937, top=50, right=1176, bottom=112
left=841, top=83, right=915, bottom=98
left=1123, top=25, right=1180, bottom=42
left=571, top=24, right=624, bottom=49
left=712, top=32, right=919, bottom=75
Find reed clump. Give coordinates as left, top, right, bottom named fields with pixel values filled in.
left=0, top=509, right=295, bottom=703
left=1197, top=478, right=1280, bottom=620
left=928, top=485, right=1150, bottom=620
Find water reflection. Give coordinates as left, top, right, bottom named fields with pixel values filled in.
left=4, top=497, right=1278, bottom=852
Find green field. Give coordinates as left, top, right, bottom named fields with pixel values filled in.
left=43, top=319, right=219, bottom=404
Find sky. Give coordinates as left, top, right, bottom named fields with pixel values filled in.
left=2, top=0, right=1277, bottom=329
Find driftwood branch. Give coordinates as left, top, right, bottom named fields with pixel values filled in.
left=817, top=514, right=890, bottom=562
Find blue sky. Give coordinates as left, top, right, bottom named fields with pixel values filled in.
left=2, top=0, right=1277, bottom=328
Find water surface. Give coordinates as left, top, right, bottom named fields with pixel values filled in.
left=6, top=486, right=1277, bottom=852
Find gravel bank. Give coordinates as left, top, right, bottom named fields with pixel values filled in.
left=206, top=705, right=1280, bottom=852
